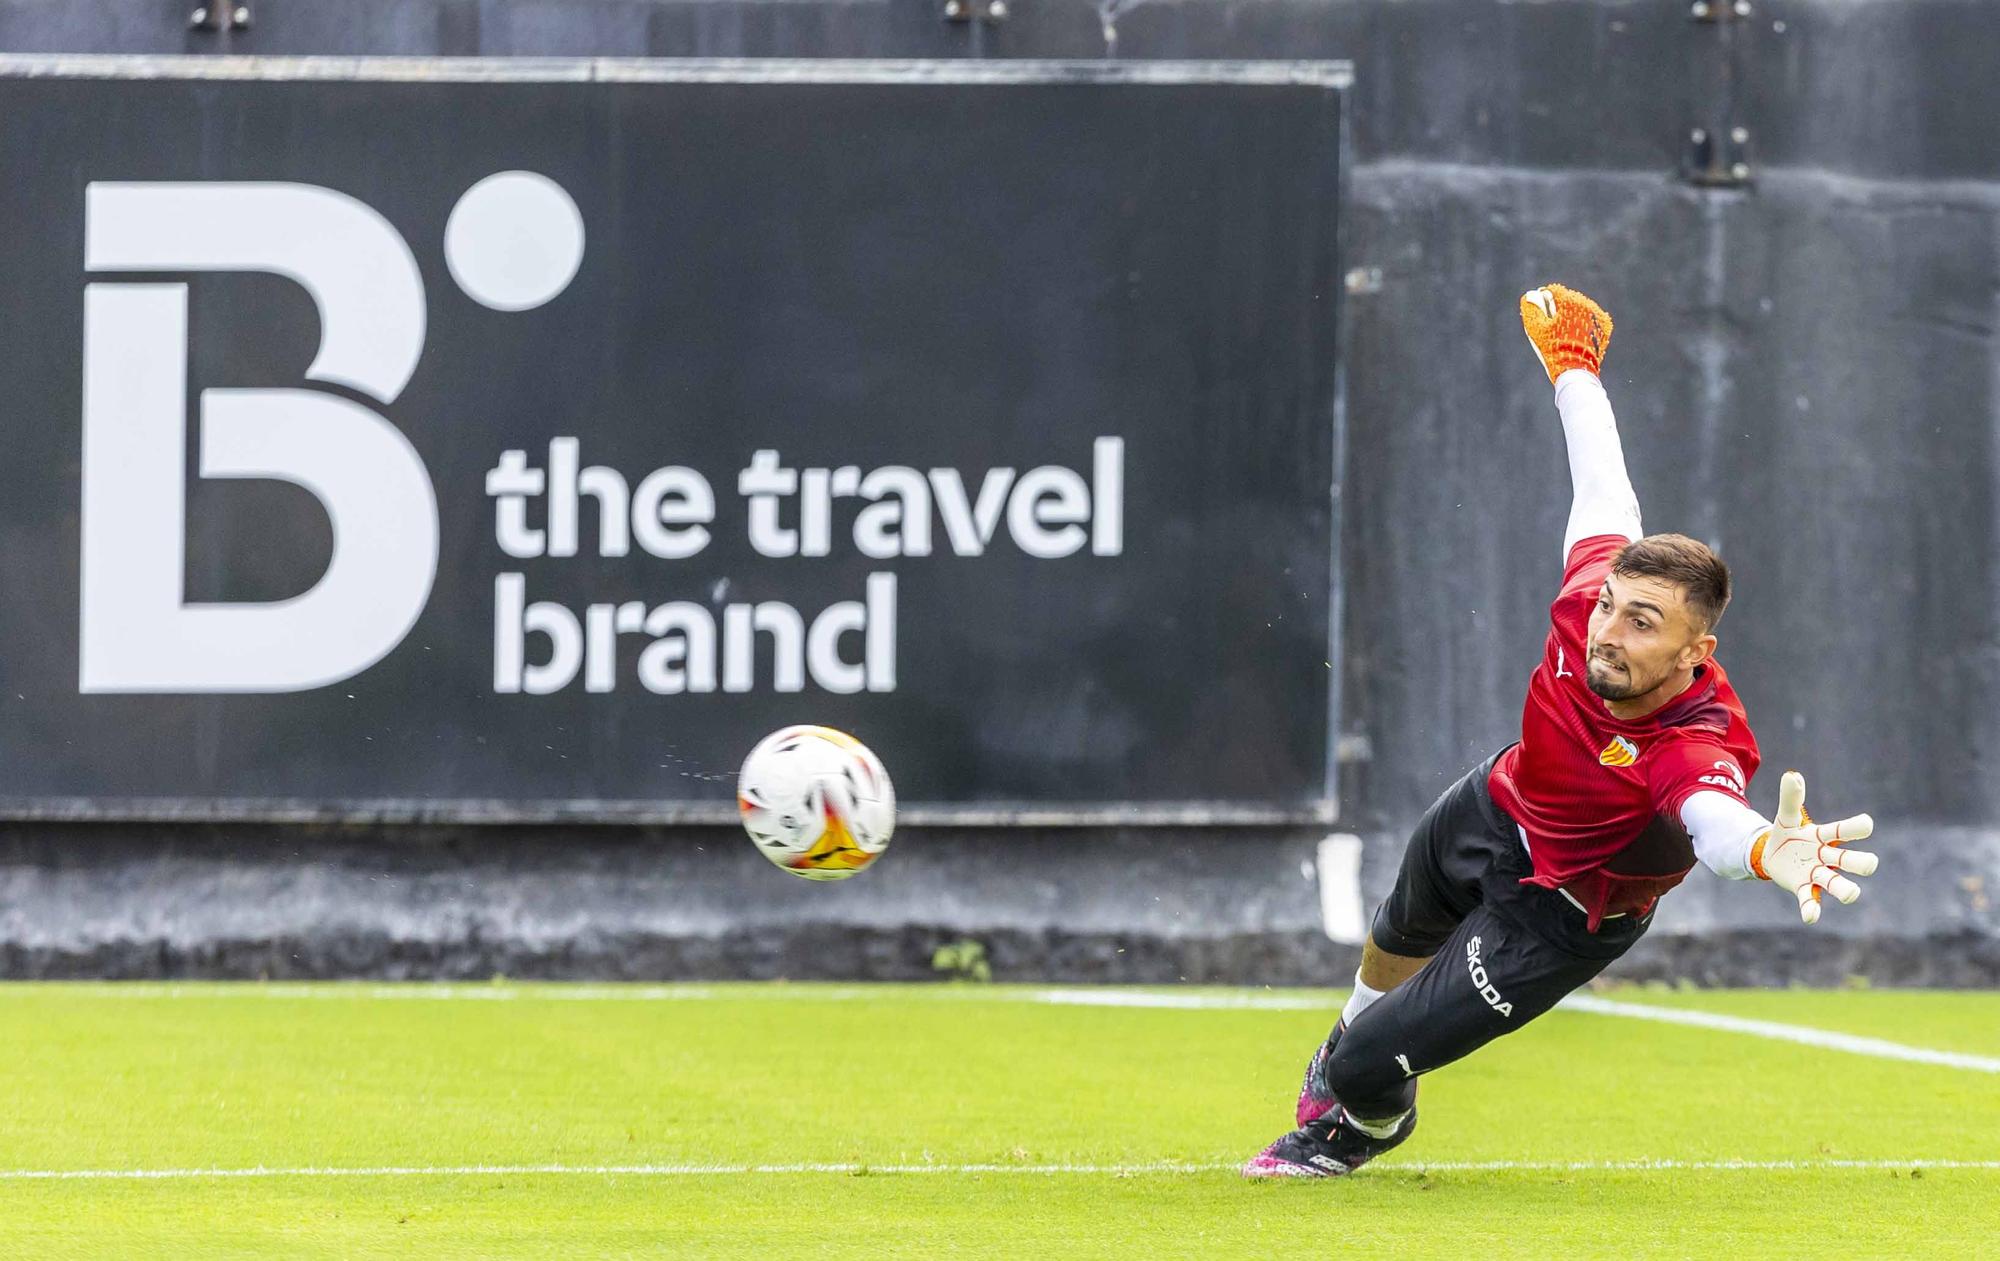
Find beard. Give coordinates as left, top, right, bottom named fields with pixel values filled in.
left=1585, top=655, right=1652, bottom=701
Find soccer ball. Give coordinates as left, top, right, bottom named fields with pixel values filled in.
left=737, top=725, right=896, bottom=880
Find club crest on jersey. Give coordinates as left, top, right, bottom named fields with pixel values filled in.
left=1598, top=736, right=1641, bottom=767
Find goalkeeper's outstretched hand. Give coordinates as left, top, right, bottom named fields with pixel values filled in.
left=1751, top=771, right=1879, bottom=925
left=1519, top=284, right=1614, bottom=385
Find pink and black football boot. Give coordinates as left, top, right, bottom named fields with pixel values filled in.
left=1294, top=1021, right=1344, bottom=1127
left=1241, top=1106, right=1417, bottom=1179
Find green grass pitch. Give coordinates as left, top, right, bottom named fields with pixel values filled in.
left=2, top=983, right=1996, bottom=1258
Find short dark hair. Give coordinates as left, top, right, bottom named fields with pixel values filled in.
left=1612, top=533, right=1732, bottom=632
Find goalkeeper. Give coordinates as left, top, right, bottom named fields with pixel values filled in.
left=1244, top=284, right=1881, bottom=1178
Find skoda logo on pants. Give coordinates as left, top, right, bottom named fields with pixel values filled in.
left=1466, top=934, right=1514, bottom=1017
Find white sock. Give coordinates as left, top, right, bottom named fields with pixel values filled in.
left=1340, top=974, right=1386, bottom=1028
left=1343, top=1109, right=1410, bottom=1140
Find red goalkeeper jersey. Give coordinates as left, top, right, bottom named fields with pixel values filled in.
left=1487, top=534, right=1761, bottom=929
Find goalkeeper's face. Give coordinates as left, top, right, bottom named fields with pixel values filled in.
left=1584, top=573, right=1717, bottom=704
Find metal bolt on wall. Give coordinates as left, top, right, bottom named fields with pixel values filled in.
left=189, top=2, right=250, bottom=31
left=1686, top=0, right=1753, bottom=185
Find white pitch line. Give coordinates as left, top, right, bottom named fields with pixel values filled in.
left=26, top=983, right=1332, bottom=1008
left=1557, top=995, right=2000, bottom=1074
left=2, top=1159, right=1997, bottom=1182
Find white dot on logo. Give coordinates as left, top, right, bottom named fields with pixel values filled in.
left=444, top=171, right=584, bottom=312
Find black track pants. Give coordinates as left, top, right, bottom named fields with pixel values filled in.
left=1321, top=752, right=1653, bottom=1121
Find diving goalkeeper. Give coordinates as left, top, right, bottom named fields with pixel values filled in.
left=1243, top=284, right=1881, bottom=1178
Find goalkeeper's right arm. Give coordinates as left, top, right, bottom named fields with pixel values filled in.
left=1553, top=370, right=1642, bottom=559
left=1520, top=285, right=1642, bottom=561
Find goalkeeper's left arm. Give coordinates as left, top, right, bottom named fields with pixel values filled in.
left=1682, top=772, right=1878, bottom=925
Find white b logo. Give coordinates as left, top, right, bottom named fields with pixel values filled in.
left=78, top=175, right=580, bottom=692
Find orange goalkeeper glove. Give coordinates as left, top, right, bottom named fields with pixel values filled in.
left=1519, top=284, right=1614, bottom=385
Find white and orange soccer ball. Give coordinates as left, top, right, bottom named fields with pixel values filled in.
left=737, top=725, right=896, bottom=880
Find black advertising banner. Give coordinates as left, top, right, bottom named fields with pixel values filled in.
left=0, top=58, right=1348, bottom=823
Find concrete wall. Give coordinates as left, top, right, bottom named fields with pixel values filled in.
left=3, top=0, right=1997, bottom=981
